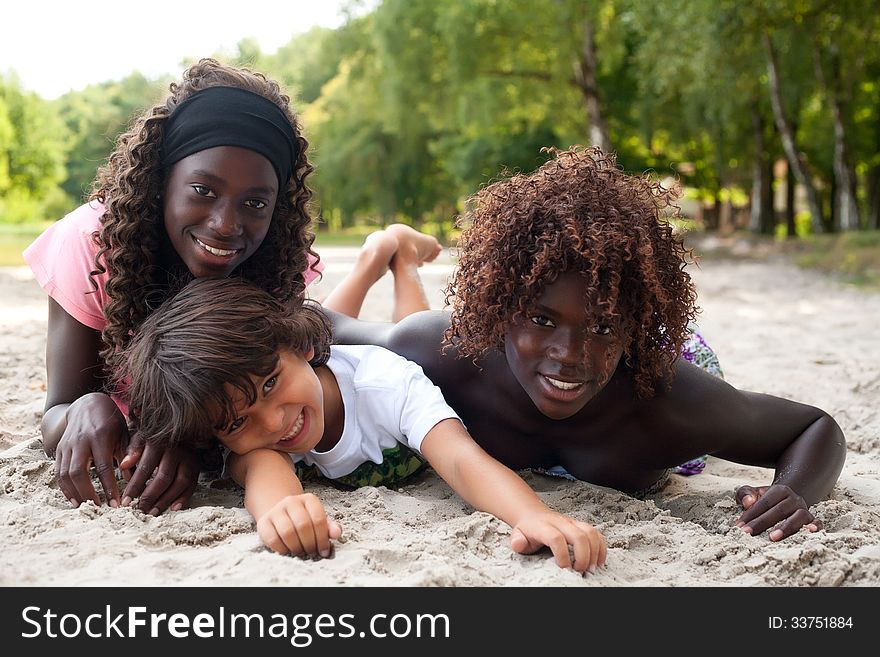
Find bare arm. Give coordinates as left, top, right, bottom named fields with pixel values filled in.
left=420, top=419, right=606, bottom=572
left=43, top=298, right=109, bottom=454
left=44, top=298, right=127, bottom=506
left=228, top=448, right=304, bottom=518
left=660, top=361, right=846, bottom=539
left=228, top=448, right=341, bottom=556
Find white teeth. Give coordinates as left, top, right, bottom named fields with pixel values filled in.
left=196, top=238, right=237, bottom=257
left=283, top=411, right=305, bottom=441
left=545, top=377, right=582, bottom=390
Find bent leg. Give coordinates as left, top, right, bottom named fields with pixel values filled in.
left=320, top=224, right=441, bottom=322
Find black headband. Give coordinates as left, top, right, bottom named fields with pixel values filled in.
left=162, top=86, right=298, bottom=187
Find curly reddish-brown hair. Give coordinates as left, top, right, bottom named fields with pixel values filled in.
left=88, top=58, right=319, bottom=377
left=445, top=146, right=698, bottom=398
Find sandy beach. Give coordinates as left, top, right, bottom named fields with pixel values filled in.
left=1, top=242, right=878, bottom=586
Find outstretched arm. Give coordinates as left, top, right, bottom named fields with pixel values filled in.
left=420, top=419, right=606, bottom=572
left=664, top=362, right=847, bottom=540
left=726, top=398, right=845, bottom=540
left=228, top=448, right=341, bottom=556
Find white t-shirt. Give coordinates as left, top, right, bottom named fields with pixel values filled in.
left=292, top=344, right=460, bottom=479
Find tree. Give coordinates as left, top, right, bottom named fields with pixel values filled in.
left=0, top=75, right=69, bottom=222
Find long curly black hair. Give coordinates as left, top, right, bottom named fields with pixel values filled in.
left=89, top=58, right=318, bottom=377
left=445, top=146, right=698, bottom=398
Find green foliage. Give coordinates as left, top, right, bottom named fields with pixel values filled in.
left=0, top=75, right=70, bottom=223
left=53, top=72, right=170, bottom=206
left=4, top=0, right=879, bottom=243
left=790, top=230, right=880, bottom=288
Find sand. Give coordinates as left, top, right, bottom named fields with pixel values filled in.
left=1, top=242, right=878, bottom=587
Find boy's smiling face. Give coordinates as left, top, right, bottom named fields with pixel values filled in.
left=503, top=271, right=624, bottom=420
left=217, top=349, right=326, bottom=455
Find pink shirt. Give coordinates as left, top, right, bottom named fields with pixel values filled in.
left=24, top=201, right=324, bottom=414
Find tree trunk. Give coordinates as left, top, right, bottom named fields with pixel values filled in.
left=868, top=117, right=880, bottom=230
left=814, top=39, right=860, bottom=230
left=574, top=16, right=612, bottom=153
left=749, top=106, right=774, bottom=235
left=868, top=163, right=880, bottom=231
left=785, top=156, right=797, bottom=238
left=704, top=191, right=721, bottom=231
left=763, top=31, right=825, bottom=233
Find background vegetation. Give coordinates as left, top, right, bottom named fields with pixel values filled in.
left=2, top=1, right=878, bottom=279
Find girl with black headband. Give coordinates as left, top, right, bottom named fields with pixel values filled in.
left=23, top=58, right=441, bottom=517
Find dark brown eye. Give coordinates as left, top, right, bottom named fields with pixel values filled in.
left=530, top=315, right=555, bottom=328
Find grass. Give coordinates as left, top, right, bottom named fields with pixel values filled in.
left=786, top=231, right=880, bottom=289
left=685, top=228, right=880, bottom=290
left=0, top=222, right=54, bottom=266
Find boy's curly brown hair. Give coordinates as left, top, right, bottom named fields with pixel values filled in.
left=445, top=146, right=698, bottom=398
left=89, top=58, right=318, bottom=377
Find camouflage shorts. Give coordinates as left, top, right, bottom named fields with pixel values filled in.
left=294, top=444, right=428, bottom=490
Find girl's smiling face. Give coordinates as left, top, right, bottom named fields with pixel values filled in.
left=162, top=145, right=278, bottom=278
left=503, top=271, right=625, bottom=420
left=217, top=349, right=326, bottom=456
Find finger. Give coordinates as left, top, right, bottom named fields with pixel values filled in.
left=138, top=465, right=176, bottom=515
left=328, top=519, right=343, bottom=540
left=167, top=478, right=199, bottom=513
left=553, top=521, right=599, bottom=573
left=510, top=528, right=530, bottom=554
left=119, top=433, right=145, bottom=471
left=736, top=486, right=786, bottom=528
left=735, top=485, right=761, bottom=510
left=514, top=524, right=574, bottom=570
left=767, top=508, right=817, bottom=541
left=742, top=497, right=802, bottom=537
left=568, top=521, right=604, bottom=573
left=273, top=512, right=306, bottom=556
left=544, top=530, right=575, bottom=571
left=149, top=466, right=199, bottom=514
left=93, top=458, right=120, bottom=508
left=302, top=495, right=334, bottom=557
left=67, top=451, right=101, bottom=506
left=55, top=448, right=79, bottom=506
left=257, top=518, right=290, bottom=555
left=114, top=442, right=132, bottom=483
left=121, top=445, right=161, bottom=506
left=286, top=499, right=321, bottom=556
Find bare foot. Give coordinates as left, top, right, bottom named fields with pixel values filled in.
left=357, top=229, right=400, bottom=281
left=385, top=224, right=442, bottom=266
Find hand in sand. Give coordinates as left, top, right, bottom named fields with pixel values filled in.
left=509, top=511, right=606, bottom=573
left=735, top=484, right=821, bottom=541
left=119, top=434, right=200, bottom=515
left=256, top=493, right=342, bottom=558
left=54, top=392, right=128, bottom=508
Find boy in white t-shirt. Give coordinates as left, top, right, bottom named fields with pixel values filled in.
left=119, top=278, right=606, bottom=573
